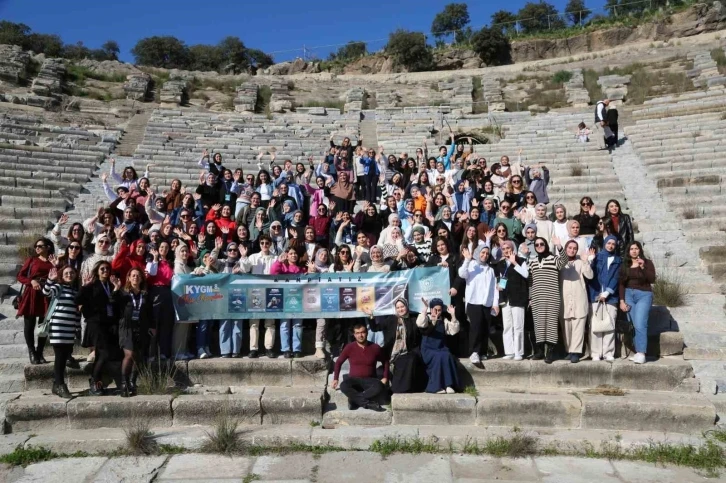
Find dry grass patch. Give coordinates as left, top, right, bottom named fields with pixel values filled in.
left=583, top=385, right=627, bottom=396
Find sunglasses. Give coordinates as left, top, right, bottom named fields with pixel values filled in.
left=501, top=206, right=511, bottom=210
left=512, top=180, right=522, bottom=184
left=228, top=248, right=237, bottom=251
left=260, top=241, right=271, bottom=246
left=414, top=214, right=423, bottom=217
left=271, top=225, right=281, bottom=229
left=535, top=243, right=545, bottom=247
left=180, top=214, right=191, bottom=218
left=581, top=202, right=592, bottom=206
left=69, top=245, right=82, bottom=250
left=99, top=240, right=111, bottom=245
left=526, top=196, right=535, bottom=199
left=35, top=244, right=46, bottom=249
left=339, top=250, right=350, bottom=254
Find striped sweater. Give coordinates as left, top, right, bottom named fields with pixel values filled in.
left=42, top=280, right=81, bottom=345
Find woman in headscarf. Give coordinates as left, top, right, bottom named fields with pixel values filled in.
left=353, top=202, right=383, bottom=246
left=365, top=298, right=426, bottom=394
left=329, top=171, right=356, bottom=214
left=458, top=244, right=499, bottom=367
left=165, top=179, right=183, bottom=212
left=565, top=219, right=587, bottom=256
left=450, top=180, right=471, bottom=214
left=560, top=240, right=595, bottom=364
left=533, top=203, right=554, bottom=245
left=416, top=298, right=461, bottom=394
left=587, top=235, right=621, bottom=362
left=381, top=226, right=405, bottom=261
left=432, top=206, right=454, bottom=234
left=355, top=245, right=390, bottom=273
left=551, top=204, right=569, bottom=243
left=523, top=165, right=549, bottom=205
left=248, top=207, right=270, bottom=243
left=523, top=236, right=567, bottom=363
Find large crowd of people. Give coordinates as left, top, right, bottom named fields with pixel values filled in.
left=16, top=103, right=656, bottom=401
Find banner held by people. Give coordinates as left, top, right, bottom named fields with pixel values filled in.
left=171, top=266, right=450, bottom=322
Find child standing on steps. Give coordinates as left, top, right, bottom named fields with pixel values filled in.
left=576, top=122, right=591, bottom=143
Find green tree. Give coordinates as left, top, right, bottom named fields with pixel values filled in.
left=247, top=49, right=273, bottom=69
left=25, top=33, right=63, bottom=56
left=385, top=29, right=433, bottom=72
left=565, top=0, right=591, bottom=25
left=188, top=44, right=224, bottom=71
left=491, top=10, right=519, bottom=35
left=605, top=0, right=619, bottom=16
left=62, top=41, right=91, bottom=60
left=471, top=27, right=512, bottom=66
left=218, top=36, right=249, bottom=71
left=328, top=41, right=367, bottom=61
left=131, top=36, right=190, bottom=68
left=100, top=40, right=120, bottom=60
left=517, top=1, right=566, bottom=34
left=431, top=3, right=471, bottom=44
left=0, top=21, right=31, bottom=48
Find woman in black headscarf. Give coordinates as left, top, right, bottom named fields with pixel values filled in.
left=365, top=299, right=426, bottom=394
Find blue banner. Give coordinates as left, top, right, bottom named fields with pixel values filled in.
left=171, top=267, right=450, bottom=322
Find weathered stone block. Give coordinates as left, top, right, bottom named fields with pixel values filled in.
left=291, top=358, right=328, bottom=387
left=530, top=360, right=612, bottom=389
left=67, top=395, right=173, bottom=429
left=391, top=393, right=476, bottom=425
left=261, top=386, right=323, bottom=425
left=185, top=358, right=292, bottom=386
left=580, top=391, right=716, bottom=434
left=610, top=359, right=692, bottom=391
left=460, top=359, right=531, bottom=389
left=476, top=391, right=581, bottom=428
left=172, top=390, right=262, bottom=426
left=6, top=395, right=69, bottom=431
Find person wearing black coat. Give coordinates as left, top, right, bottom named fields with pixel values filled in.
left=111, top=267, right=156, bottom=397
left=492, top=241, right=530, bottom=361
left=366, top=299, right=427, bottom=394
left=76, top=260, right=122, bottom=395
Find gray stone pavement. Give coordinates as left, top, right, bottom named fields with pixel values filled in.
left=1, top=452, right=725, bottom=482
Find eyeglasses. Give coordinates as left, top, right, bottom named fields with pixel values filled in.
left=535, top=243, right=545, bottom=247
left=497, top=229, right=507, bottom=233
left=512, top=180, right=522, bottom=184
left=260, top=241, right=271, bottom=246
left=69, top=245, right=81, bottom=250
left=501, top=205, right=511, bottom=210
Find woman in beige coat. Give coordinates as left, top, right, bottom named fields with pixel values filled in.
left=560, top=240, right=594, bottom=363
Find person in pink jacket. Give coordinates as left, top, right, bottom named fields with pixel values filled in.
left=270, top=247, right=308, bottom=358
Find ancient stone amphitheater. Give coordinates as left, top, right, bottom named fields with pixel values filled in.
left=0, top=30, right=725, bottom=452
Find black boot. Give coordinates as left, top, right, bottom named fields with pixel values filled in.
left=35, top=339, right=48, bottom=364
left=67, top=356, right=80, bottom=370
left=130, top=372, right=138, bottom=396
left=52, top=382, right=72, bottom=399
left=544, top=343, right=555, bottom=364
left=532, top=343, right=545, bottom=360
left=89, top=378, right=104, bottom=396
left=120, top=377, right=131, bottom=398
left=28, top=348, right=39, bottom=365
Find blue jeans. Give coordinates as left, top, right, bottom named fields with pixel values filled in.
left=625, top=288, right=652, bottom=354
left=280, top=319, right=303, bottom=352
left=367, top=324, right=384, bottom=346
left=196, top=320, right=211, bottom=357
left=219, top=320, right=242, bottom=356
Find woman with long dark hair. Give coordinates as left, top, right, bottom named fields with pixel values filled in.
left=43, top=265, right=81, bottom=398
left=619, top=241, right=656, bottom=364
left=17, top=236, right=54, bottom=364
left=76, top=260, right=119, bottom=395
left=605, top=199, right=634, bottom=256
left=112, top=267, right=155, bottom=397
left=146, top=241, right=175, bottom=360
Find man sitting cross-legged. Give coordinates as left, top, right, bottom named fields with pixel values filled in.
left=332, top=323, right=389, bottom=412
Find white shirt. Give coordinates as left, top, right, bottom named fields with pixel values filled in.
left=240, top=252, right=275, bottom=275
left=457, top=260, right=499, bottom=307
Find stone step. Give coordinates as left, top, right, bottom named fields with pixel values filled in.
left=4, top=386, right=324, bottom=432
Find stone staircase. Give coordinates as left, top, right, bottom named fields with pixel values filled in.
left=359, top=112, right=378, bottom=148
left=115, top=110, right=152, bottom=157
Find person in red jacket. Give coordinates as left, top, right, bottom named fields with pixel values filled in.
left=17, top=237, right=55, bottom=364
left=310, top=204, right=332, bottom=246
left=205, top=203, right=236, bottom=234
left=112, top=238, right=148, bottom=284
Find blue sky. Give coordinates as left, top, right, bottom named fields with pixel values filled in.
left=2, top=0, right=608, bottom=63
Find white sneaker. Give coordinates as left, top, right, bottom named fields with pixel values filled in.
left=502, top=355, right=514, bottom=360
left=436, top=389, right=446, bottom=394
left=513, top=356, right=523, bottom=361
left=605, top=355, right=615, bottom=361
left=592, top=355, right=601, bottom=361
left=633, top=353, right=646, bottom=364
left=469, top=353, right=481, bottom=364
left=628, top=355, right=635, bottom=361
left=314, top=348, right=326, bottom=359
left=199, top=352, right=209, bottom=359
left=445, top=387, right=455, bottom=394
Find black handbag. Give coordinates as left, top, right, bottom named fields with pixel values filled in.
left=11, top=261, right=34, bottom=310
left=615, top=309, right=635, bottom=356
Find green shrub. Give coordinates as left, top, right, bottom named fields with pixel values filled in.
left=384, top=30, right=433, bottom=72
left=552, top=70, right=573, bottom=84
left=0, top=446, right=57, bottom=466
